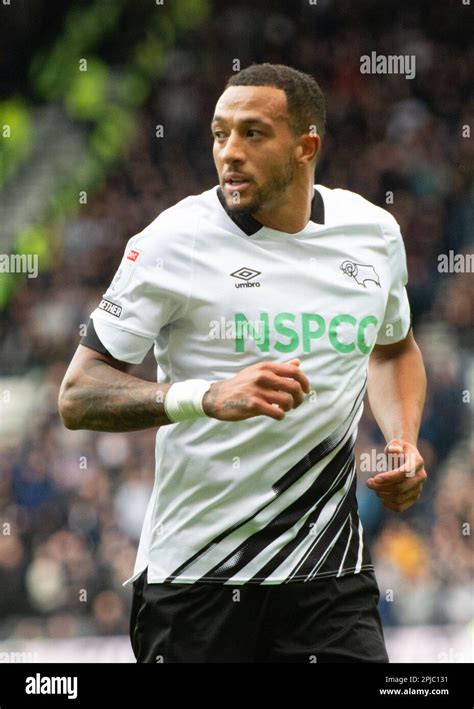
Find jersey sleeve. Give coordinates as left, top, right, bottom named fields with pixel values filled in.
left=376, top=219, right=412, bottom=345
left=87, top=216, right=195, bottom=364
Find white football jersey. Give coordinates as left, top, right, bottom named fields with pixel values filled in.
left=87, top=184, right=411, bottom=585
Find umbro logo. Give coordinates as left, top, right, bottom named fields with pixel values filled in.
left=231, top=267, right=261, bottom=281
left=230, top=267, right=261, bottom=288
left=340, top=260, right=380, bottom=288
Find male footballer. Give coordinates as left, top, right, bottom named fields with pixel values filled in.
left=59, top=63, right=427, bottom=663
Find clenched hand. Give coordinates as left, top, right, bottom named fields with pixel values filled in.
left=366, top=439, right=427, bottom=512
left=203, top=359, right=310, bottom=421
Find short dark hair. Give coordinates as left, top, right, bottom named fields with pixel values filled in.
left=225, top=63, right=326, bottom=144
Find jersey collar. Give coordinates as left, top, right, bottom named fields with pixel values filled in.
left=216, top=185, right=325, bottom=236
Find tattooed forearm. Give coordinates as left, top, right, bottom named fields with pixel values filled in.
left=59, top=359, right=172, bottom=432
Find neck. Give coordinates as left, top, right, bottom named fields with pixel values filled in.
left=253, top=180, right=314, bottom=233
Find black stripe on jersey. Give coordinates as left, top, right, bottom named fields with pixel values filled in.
left=338, top=508, right=361, bottom=573
left=295, top=509, right=353, bottom=582
left=316, top=511, right=373, bottom=577
left=246, top=446, right=356, bottom=583
left=166, top=381, right=366, bottom=583
left=320, top=512, right=354, bottom=577
left=287, top=465, right=357, bottom=581
left=320, top=512, right=353, bottom=574
left=196, top=434, right=356, bottom=582
left=272, top=382, right=365, bottom=496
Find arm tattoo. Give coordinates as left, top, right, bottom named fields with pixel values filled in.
left=61, top=360, right=172, bottom=432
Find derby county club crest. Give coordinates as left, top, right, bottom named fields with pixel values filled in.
left=340, top=260, right=381, bottom=288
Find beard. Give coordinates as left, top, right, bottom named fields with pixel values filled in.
left=226, top=157, right=294, bottom=215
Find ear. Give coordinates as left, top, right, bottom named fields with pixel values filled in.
left=295, top=132, right=320, bottom=167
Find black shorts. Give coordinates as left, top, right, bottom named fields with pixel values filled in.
left=129, top=568, right=389, bottom=663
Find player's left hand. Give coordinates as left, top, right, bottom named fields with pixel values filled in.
left=366, top=439, right=427, bottom=512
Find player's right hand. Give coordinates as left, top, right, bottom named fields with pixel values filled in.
left=202, top=359, right=310, bottom=421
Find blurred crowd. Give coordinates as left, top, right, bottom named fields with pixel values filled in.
left=0, top=1, right=472, bottom=639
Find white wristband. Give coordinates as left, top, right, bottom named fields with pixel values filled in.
left=164, top=379, right=215, bottom=423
